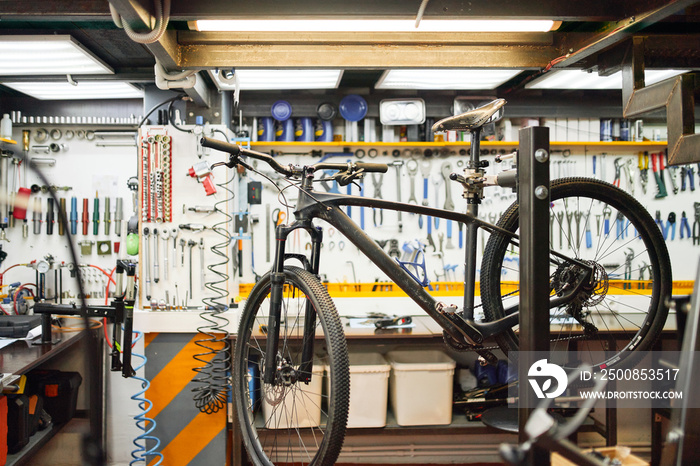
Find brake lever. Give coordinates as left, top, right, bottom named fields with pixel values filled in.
left=335, top=169, right=365, bottom=187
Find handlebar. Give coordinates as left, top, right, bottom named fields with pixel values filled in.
left=200, top=136, right=388, bottom=178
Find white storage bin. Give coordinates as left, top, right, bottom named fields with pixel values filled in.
left=347, top=353, right=391, bottom=428
left=385, top=350, right=456, bottom=426
left=262, top=362, right=323, bottom=429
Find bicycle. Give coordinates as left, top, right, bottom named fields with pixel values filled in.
left=201, top=98, right=672, bottom=466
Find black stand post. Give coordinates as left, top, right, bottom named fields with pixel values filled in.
left=517, top=126, right=551, bottom=465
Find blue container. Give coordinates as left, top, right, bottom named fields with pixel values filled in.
left=258, top=117, right=274, bottom=141
left=315, top=120, right=333, bottom=142
left=275, top=119, right=294, bottom=141
left=473, top=360, right=498, bottom=387
left=295, top=117, right=314, bottom=142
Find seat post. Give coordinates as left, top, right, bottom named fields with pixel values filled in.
left=462, top=127, right=482, bottom=321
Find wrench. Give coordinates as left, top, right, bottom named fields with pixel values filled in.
left=419, top=161, right=431, bottom=229
left=171, top=226, right=180, bottom=264
left=199, top=238, right=205, bottom=290
left=391, top=160, right=404, bottom=232
left=160, top=228, right=170, bottom=281
left=153, top=228, right=160, bottom=283
left=440, top=162, right=455, bottom=211
left=188, top=239, right=196, bottom=299
left=556, top=211, right=564, bottom=249
left=431, top=173, right=443, bottom=229
left=143, top=227, right=151, bottom=300
left=406, top=159, right=418, bottom=204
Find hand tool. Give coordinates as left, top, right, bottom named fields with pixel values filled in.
left=419, top=161, right=431, bottom=229
left=184, top=205, right=216, bottom=214
left=271, top=208, right=286, bottom=227
left=104, top=197, right=111, bottom=235
left=431, top=173, right=443, bottom=229
left=446, top=220, right=454, bottom=249
left=371, top=173, right=383, bottom=227
left=46, top=198, right=54, bottom=235
left=70, top=197, right=78, bottom=235
left=440, top=162, right=455, bottom=211
left=650, top=152, right=668, bottom=198
left=58, top=198, right=66, bottom=236
left=188, top=239, right=196, bottom=298
left=693, top=202, right=700, bottom=245
left=655, top=211, right=666, bottom=239
left=665, top=212, right=676, bottom=240
left=93, top=192, right=100, bottom=235
left=438, top=231, right=444, bottom=254
left=680, top=211, right=691, bottom=239
left=622, top=159, right=635, bottom=195
left=623, top=248, right=634, bottom=290
left=612, top=158, right=622, bottom=187
left=143, top=227, right=151, bottom=301
left=153, top=228, right=160, bottom=283
left=179, top=223, right=207, bottom=232
left=638, top=152, right=649, bottom=194
left=32, top=197, right=42, bottom=235
left=681, top=166, right=688, bottom=191
left=574, top=211, right=582, bottom=249
left=549, top=214, right=554, bottom=248
left=115, top=198, right=123, bottom=236
left=426, top=212, right=436, bottom=251
left=584, top=212, right=592, bottom=248
left=458, top=221, right=464, bottom=249
left=406, top=159, right=418, bottom=204
left=615, top=211, right=626, bottom=240
left=180, top=238, right=186, bottom=265
left=565, top=211, right=573, bottom=249
left=687, top=166, right=695, bottom=191
left=556, top=211, right=564, bottom=249
left=359, top=179, right=365, bottom=230
left=160, top=228, right=170, bottom=280
left=668, top=165, right=679, bottom=195
left=199, top=238, right=205, bottom=290
left=602, top=206, right=612, bottom=237
left=391, top=160, right=404, bottom=232
left=82, top=198, right=89, bottom=235
left=172, top=227, right=179, bottom=263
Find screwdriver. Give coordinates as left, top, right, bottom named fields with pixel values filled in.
left=93, top=192, right=100, bottom=235
left=46, top=198, right=54, bottom=235
left=82, top=198, right=89, bottom=235
left=58, top=198, right=66, bottom=236
left=104, top=197, right=111, bottom=235
left=70, top=197, right=78, bottom=235
left=32, top=197, right=42, bottom=235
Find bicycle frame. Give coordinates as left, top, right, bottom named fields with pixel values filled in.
left=261, top=172, right=594, bottom=382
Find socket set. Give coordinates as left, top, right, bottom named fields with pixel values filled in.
left=140, top=130, right=173, bottom=223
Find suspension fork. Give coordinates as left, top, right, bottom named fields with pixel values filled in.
left=262, top=220, right=323, bottom=384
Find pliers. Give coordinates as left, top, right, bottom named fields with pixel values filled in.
left=655, top=210, right=665, bottom=239
left=680, top=211, right=691, bottom=239
left=612, top=158, right=622, bottom=187
left=664, top=212, right=676, bottom=241
left=615, top=211, right=627, bottom=240
left=693, top=202, right=700, bottom=246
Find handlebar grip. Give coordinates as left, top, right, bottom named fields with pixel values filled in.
left=200, top=136, right=241, bottom=155
left=356, top=162, right=389, bottom=173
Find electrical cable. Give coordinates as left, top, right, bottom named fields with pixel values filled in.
left=191, top=164, right=234, bottom=414
left=138, top=94, right=187, bottom=128
left=129, top=329, right=164, bottom=465
left=167, top=99, right=191, bottom=133
left=109, top=0, right=171, bottom=45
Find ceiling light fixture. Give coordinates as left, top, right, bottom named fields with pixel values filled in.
left=1, top=81, right=143, bottom=100
left=193, top=19, right=557, bottom=33
left=525, top=69, right=689, bottom=90
left=209, top=69, right=343, bottom=90
left=0, top=35, right=113, bottom=76
left=375, top=69, right=523, bottom=90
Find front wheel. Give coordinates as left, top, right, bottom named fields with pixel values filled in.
left=233, top=266, right=349, bottom=466
left=480, top=177, right=672, bottom=370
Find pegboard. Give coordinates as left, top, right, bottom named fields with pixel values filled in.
left=0, top=125, right=137, bottom=314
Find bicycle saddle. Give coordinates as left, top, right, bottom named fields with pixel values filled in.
left=432, top=98, right=507, bottom=133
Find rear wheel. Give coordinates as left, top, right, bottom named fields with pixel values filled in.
left=234, top=266, right=349, bottom=465
left=480, top=178, right=672, bottom=370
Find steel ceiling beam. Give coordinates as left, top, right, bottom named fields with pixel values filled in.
left=552, top=0, right=700, bottom=69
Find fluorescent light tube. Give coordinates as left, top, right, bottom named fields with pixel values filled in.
left=210, top=69, right=343, bottom=90
left=376, top=69, right=522, bottom=90
left=1, top=82, right=143, bottom=100
left=0, top=35, right=113, bottom=76
left=194, top=19, right=556, bottom=33
left=525, top=69, right=689, bottom=90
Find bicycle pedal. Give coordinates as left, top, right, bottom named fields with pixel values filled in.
left=476, top=350, right=499, bottom=367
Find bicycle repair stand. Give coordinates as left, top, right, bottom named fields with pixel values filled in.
left=660, top=263, right=700, bottom=465
left=518, top=126, right=552, bottom=465
left=31, top=260, right=138, bottom=379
